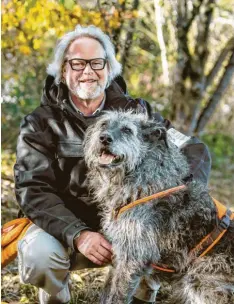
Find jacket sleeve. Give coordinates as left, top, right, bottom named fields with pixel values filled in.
left=150, top=112, right=211, bottom=185
left=14, top=115, right=91, bottom=249
left=180, top=136, right=211, bottom=185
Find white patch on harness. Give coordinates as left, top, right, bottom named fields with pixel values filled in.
left=167, top=128, right=191, bottom=148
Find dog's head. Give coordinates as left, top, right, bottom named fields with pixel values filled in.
left=83, top=111, right=170, bottom=173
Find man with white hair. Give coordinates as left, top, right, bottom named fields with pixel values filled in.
left=14, top=25, right=211, bottom=304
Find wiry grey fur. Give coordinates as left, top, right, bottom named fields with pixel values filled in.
left=83, top=111, right=234, bottom=304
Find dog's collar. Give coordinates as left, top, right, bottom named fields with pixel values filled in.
left=112, top=185, right=234, bottom=274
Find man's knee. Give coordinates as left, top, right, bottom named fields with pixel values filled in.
left=18, top=225, right=70, bottom=286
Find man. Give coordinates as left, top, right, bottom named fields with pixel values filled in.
left=15, top=25, right=211, bottom=304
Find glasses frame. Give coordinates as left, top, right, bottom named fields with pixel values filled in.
left=65, top=58, right=107, bottom=71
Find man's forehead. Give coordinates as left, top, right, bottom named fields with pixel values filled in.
left=66, top=37, right=105, bottom=58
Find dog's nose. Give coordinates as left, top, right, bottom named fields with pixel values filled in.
left=99, top=134, right=113, bottom=145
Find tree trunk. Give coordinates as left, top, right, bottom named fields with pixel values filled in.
left=169, top=0, right=208, bottom=127
left=154, top=0, right=170, bottom=86
left=195, top=50, right=234, bottom=134
left=204, top=37, right=234, bottom=90
left=121, top=0, right=139, bottom=74
left=111, top=0, right=127, bottom=55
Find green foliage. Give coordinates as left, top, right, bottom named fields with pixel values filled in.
left=2, top=71, right=44, bottom=150
left=201, top=133, right=234, bottom=171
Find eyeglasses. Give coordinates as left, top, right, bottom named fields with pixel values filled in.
left=65, top=58, right=107, bottom=71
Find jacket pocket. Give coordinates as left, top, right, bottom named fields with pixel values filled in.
left=57, top=141, right=84, bottom=158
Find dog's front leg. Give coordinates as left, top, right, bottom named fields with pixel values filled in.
left=100, top=261, right=144, bottom=304
left=100, top=266, right=114, bottom=304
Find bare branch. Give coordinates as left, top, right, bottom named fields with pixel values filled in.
left=111, top=0, right=127, bottom=54
left=205, top=37, right=234, bottom=90
left=121, top=0, right=139, bottom=74
left=195, top=50, right=234, bottom=134
left=194, top=0, right=216, bottom=64
left=185, top=0, right=204, bottom=31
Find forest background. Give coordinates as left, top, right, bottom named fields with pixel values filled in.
left=1, top=0, right=234, bottom=303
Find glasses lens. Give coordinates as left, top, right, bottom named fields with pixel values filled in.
left=70, top=59, right=86, bottom=70
left=90, top=59, right=105, bottom=70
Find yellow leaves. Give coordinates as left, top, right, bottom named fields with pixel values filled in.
left=2, top=14, right=19, bottom=30
left=18, top=32, right=27, bottom=43
left=73, top=5, right=82, bottom=17
left=33, top=39, right=42, bottom=50
left=132, top=10, right=139, bottom=18
left=1, top=0, right=135, bottom=58
left=130, top=73, right=140, bottom=91
left=88, top=11, right=102, bottom=27
left=15, top=5, right=26, bottom=20
left=19, top=46, right=31, bottom=55
left=1, top=153, right=16, bottom=179
left=20, top=295, right=30, bottom=303
left=2, top=14, right=9, bottom=25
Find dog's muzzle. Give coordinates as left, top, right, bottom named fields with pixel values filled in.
left=98, top=149, right=124, bottom=167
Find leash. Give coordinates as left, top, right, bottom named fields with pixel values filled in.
left=113, top=186, right=234, bottom=273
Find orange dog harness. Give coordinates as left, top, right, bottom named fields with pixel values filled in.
left=113, top=186, right=234, bottom=273
left=2, top=188, right=233, bottom=270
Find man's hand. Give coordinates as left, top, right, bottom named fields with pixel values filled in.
left=74, top=231, right=113, bottom=266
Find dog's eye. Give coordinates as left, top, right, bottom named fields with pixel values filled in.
left=121, top=127, right=133, bottom=134
left=101, top=122, right=107, bottom=128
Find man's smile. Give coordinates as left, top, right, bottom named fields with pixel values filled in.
left=78, top=79, right=98, bottom=88
left=79, top=79, right=97, bottom=83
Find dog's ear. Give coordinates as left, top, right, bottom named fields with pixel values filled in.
left=142, top=122, right=169, bottom=148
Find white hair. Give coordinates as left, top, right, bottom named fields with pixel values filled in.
left=47, top=25, right=122, bottom=86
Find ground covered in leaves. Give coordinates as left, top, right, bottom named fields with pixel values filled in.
left=1, top=153, right=234, bottom=304
left=1, top=261, right=108, bottom=304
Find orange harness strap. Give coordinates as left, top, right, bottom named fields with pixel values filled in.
left=190, top=198, right=234, bottom=259
left=113, top=185, right=187, bottom=220
left=113, top=187, right=234, bottom=274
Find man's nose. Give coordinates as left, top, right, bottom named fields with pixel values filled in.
left=99, top=134, right=113, bottom=145
left=83, top=62, right=93, bottom=74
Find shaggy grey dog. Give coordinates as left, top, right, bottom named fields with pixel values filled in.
left=83, top=111, right=234, bottom=304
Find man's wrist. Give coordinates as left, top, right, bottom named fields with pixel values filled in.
left=73, top=229, right=90, bottom=251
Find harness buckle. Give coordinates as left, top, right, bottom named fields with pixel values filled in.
left=219, top=210, right=231, bottom=230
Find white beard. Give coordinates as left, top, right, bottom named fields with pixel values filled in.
left=66, top=77, right=108, bottom=100
left=74, top=82, right=105, bottom=100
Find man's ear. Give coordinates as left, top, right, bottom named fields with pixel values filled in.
left=142, top=122, right=169, bottom=148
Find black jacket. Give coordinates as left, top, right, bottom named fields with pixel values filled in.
left=14, top=76, right=211, bottom=249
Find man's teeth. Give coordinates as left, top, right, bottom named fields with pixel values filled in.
left=81, top=80, right=96, bottom=83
